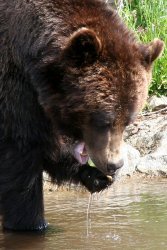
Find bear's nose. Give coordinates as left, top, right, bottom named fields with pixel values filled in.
left=107, top=159, right=124, bottom=174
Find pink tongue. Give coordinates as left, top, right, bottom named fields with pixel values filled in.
left=73, top=142, right=89, bottom=165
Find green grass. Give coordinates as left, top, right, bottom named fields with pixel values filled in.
left=118, top=0, right=167, bottom=96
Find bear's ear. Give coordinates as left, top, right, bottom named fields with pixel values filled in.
left=141, top=39, right=164, bottom=65
left=62, top=27, right=102, bottom=67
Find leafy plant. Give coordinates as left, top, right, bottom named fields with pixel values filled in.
left=118, top=0, right=167, bottom=96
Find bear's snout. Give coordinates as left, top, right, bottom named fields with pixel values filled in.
left=107, top=159, right=124, bottom=175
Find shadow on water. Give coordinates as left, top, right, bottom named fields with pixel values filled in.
left=0, top=225, right=64, bottom=250
left=1, top=179, right=167, bottom=250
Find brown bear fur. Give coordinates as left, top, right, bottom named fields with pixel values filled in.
left=0, top=0, right=164, bottom=231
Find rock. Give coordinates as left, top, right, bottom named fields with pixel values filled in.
left=43, top=172, right=50, bottom=181
left=137, top=155, right=167, bottom=176
left=116, top=143, right=140, bottom=178
left=124, top=113, right=167, bottom=156
left=124, top=112, right=167, bottom=177
left=147, top=95, right=167, bottom=111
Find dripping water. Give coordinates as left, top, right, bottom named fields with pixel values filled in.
left=86, top=193, right=93, bottom=237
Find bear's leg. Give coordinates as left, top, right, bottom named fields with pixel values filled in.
left=0, top=196, right=2, bottom=215
left=1, top=174, right=47, bottom=231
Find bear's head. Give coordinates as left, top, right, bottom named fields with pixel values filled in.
left=45, top=26, right=164, bottom=176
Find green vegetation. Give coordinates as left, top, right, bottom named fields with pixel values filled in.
left=118, top=0, right=167, bottom=96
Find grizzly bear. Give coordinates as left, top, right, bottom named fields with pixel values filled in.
left=0, top=0, right=164, bottom=231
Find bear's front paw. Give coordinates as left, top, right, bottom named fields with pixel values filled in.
left=3, top=220, right=48, bottom=232
left=79, top=166, right=113, bottom=193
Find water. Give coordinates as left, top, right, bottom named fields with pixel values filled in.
left=1, top=179, right=167, bottom=250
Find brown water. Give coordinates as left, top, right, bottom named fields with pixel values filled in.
left=1, top=179, right=167, bottom=250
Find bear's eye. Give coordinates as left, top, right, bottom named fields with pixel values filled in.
left=95, top=122, right=111, bottom=132
left=89, top=111, right=113, bottom=127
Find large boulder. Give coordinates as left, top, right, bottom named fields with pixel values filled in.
left=123, top=111, right=167, bottom=177
left=117, top=143, right=140, bottom=178
left=147, top=95, right=167, bottom=111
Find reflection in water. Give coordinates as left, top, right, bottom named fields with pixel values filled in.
left=1, top=179, right=167, bottom=249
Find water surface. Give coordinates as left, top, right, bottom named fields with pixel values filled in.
left=1, top=179, right=167, bottom=250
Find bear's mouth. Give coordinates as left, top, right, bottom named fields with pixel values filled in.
left=73, top=142, right=89, bottom=165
